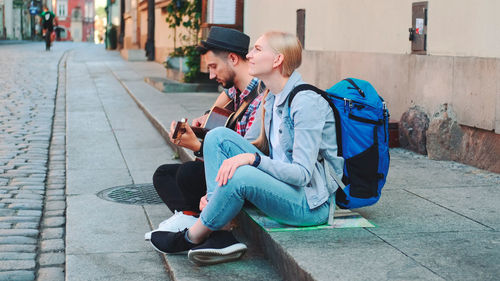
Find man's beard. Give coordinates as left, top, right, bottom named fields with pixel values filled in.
left=222, top=80, right=234, bottom=88
left=221, top=70, right=236, bottom=89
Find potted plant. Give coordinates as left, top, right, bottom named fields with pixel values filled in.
left=163, top=0, right=201, bottom=83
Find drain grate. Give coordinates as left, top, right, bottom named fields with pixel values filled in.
left=97, top=183, right=163, bottom=205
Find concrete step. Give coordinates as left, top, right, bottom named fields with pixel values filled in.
left=120, top=48, right=148, bottom=61
left=145, top=76, right=219, bottom=93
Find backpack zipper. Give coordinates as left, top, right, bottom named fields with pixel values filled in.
left=331, top=93, right=379, bottom=110
left=383, top=102, right=388, bottom=142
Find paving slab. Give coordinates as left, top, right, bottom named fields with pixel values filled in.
left=385, top=149, right=500, bottom=190
left=66, top=193, right=152, bottom=255
left=143, top=204, right=172, bottom=228
left=271, top=228, right=444, bottom=281
left=408, top=185, right=500, bottom=230
left=66, top=168, right=131, bottom=195
left=66, top=252, right=169, bottom=281
left=357, top=189, right=490, bottom=235
left=66, top=131, right=127, bottom=171
left=378, top=231, right=500, bottom=281
left=120, top=147, right=176, bottom=174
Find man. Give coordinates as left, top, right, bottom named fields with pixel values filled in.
left=146, top=27, right=263, bottom=242
left=40, top=6, right=56, bottom=51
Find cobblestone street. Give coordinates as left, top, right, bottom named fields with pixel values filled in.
left=0, top=42, right=72, bottom=281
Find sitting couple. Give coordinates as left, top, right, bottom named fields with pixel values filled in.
left=147, top=27, right=344, bottom=266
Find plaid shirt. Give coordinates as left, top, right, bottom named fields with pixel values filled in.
left=225, top=78, right=263, bottom=137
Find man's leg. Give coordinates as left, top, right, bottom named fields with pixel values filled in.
left=152, top=163, right=188, bottom=213
left=176, top=160, right=206, bottom=213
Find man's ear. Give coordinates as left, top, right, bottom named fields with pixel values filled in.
left=227, top=53, right=240, bottom=66
left=272, top=53, right=284, bottom=70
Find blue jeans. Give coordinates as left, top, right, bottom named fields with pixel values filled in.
left=200, top=127, right=330, bottom=230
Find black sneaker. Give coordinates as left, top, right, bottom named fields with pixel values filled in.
left=187, top=231, right=247, bottom=265
left=150, top=228, right=197, bottom=254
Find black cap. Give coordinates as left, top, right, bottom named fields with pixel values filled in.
left=197, top=26, right=250, bottom=56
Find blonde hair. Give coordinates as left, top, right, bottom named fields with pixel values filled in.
left=264, top=31, right=302, bottom=77
left=251, top=31, right=302, bottom=154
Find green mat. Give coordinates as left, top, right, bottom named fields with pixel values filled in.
left=244, top=207, right=375, bottom=232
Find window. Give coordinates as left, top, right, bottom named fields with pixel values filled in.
left=57, top=0, right=68, bottom=20
left=84, top=1, right=94, bottom=22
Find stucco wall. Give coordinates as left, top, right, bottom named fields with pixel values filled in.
left=245, top=0, right=500, bottom=134
left=153, top=8, right=192, bottom=63
left=298, top=51, right=500, bottom=133
left=244, top=0, right=500, bottom=58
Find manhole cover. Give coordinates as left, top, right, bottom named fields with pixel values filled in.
left=97, top=183, right=163, bottom=205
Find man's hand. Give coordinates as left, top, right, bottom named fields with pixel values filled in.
left=216, top=153, right=256, bottom=186
left=192, top=114, right=208, bottom=127
left=169, top=121, right=202, bottom=152
left=199, top=195, right=208, bottom=211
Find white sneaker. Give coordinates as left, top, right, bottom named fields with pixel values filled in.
left=144, top=211, right=198, bottom=241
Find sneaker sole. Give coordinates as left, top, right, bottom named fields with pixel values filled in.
left=187, top=243, right=247, bottom=265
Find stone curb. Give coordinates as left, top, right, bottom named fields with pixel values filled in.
left=34, top=50, right=69, bottom=281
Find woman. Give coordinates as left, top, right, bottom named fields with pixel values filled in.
left=149, top=31, right=344, bottom=265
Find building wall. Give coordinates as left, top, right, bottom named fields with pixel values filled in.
left=4, top=0, right=13, bottom=38
left=244, top=0, right=500, bottom=58
left=0, top=3, right=5, bottom=39
left=123, top=0, right=137, bottom=48
left=121, top=0, right=192, bottom=62
left=244, top=0, right=500, bottom=135
left=55, top=0, right=94, bottom=41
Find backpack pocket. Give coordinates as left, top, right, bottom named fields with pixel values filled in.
left=346, top=141, right=379, bottom=198
left=344, top=117, right=380, bottom=199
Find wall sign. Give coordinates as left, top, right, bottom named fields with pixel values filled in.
left=206, top=0, right=236, bottom=25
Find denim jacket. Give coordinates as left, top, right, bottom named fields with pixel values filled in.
left=256, top=71, right=344, bottom=209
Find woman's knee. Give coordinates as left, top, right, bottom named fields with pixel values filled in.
left=204, top=127, right=234, bottom=147
left=224, top=165, right=260, bottom=197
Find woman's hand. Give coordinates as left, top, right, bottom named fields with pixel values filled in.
left=169, top=121, right=201, bottom=152
left=199, top=194, right=208, bottom=211
left=216, top=153, right=256, bottom=186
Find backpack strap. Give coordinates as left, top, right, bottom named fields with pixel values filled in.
left=226, top=85, right=259, bottom=130
left=288, top=84, right=350, bottom=212
left=344, top=78, right=365, bottom=97
left=288, top=84, right=343, bottom=157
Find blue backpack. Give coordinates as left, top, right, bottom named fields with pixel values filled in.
left=288, top=78, right=390, bottom=209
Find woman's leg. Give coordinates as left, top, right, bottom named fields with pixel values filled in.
left=200, top=165, right=330, bottom=230
left=203, top=127, right=261, bottom=197
left=187, top=127, right=329, bottom=242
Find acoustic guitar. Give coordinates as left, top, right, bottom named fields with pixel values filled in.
left=173, top=87, right=260, bottom=141
left=172, top=101, right=235, bottom=141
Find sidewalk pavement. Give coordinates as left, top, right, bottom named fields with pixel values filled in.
left=64, top=44, right=280, bottom=281
left=65, top=43, right=500, bottom=281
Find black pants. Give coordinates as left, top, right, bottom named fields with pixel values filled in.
left=44, top=28, right=53, bottom=50
left=152, top=161, right=206, bottom=213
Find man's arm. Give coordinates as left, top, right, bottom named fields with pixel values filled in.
left=213, top=90, right=231, bottom=108
left=191, top=90, right=231, bottom=126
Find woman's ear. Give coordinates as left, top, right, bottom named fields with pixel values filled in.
left=272, top=53, right=284, bottom=70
